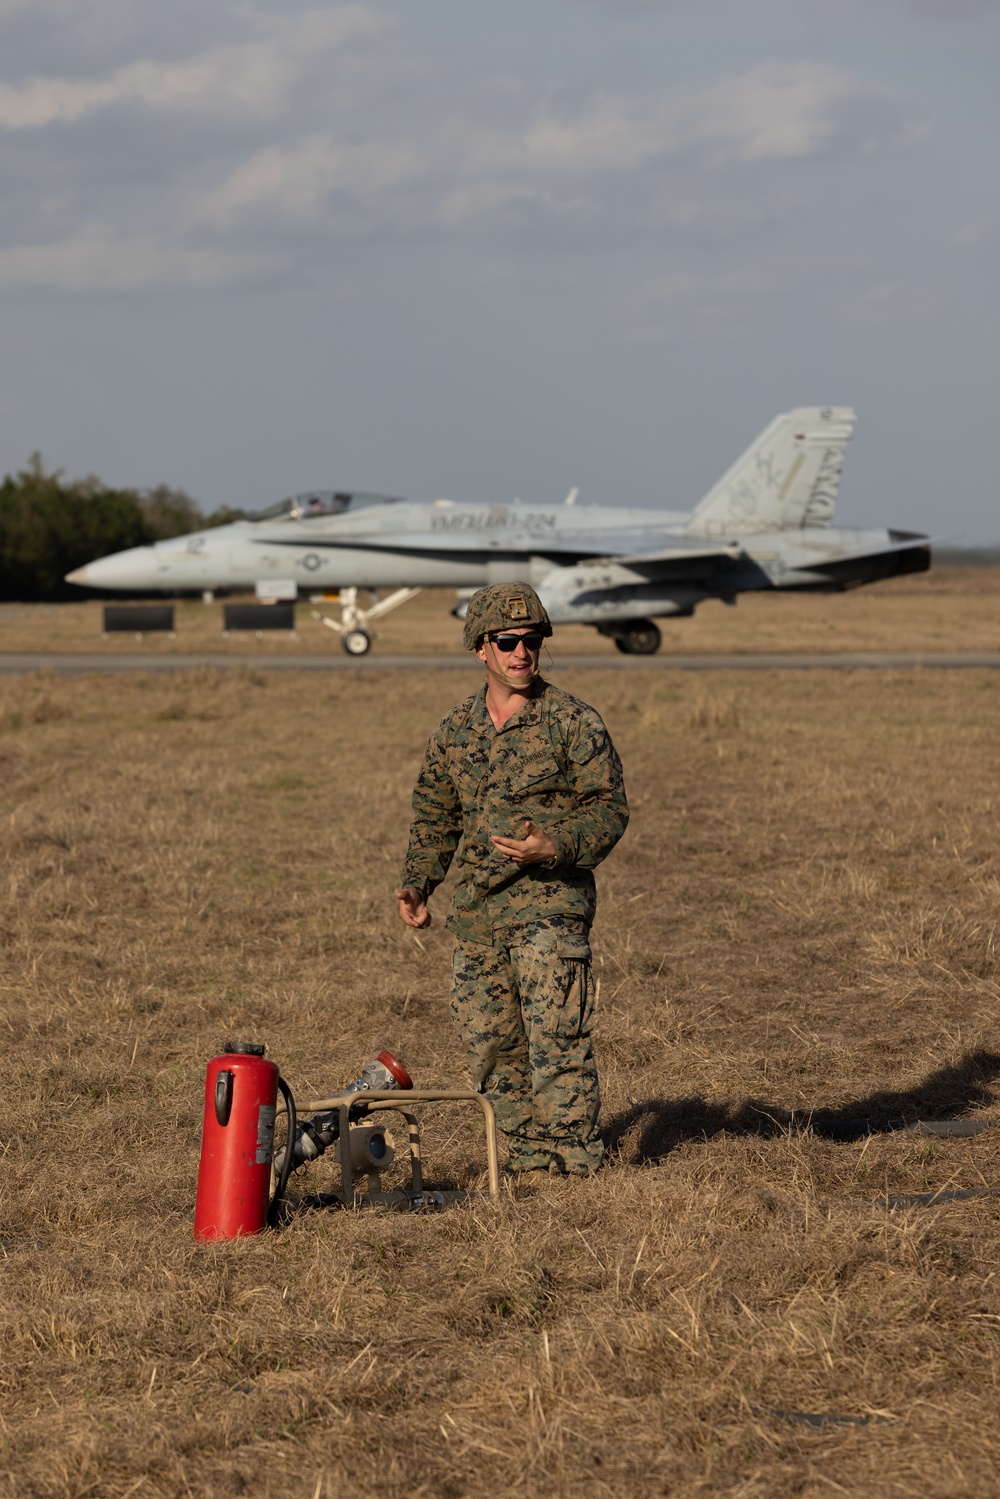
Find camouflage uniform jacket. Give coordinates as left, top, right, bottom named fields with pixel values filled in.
left=400, top=679, right=628, bottom=944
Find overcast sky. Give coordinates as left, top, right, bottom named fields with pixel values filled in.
left=0, top=0, right=997, bottom=539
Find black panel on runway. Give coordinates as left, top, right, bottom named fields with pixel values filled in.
left=103, top=605, right=175, bottom=634
left=222, top=603, right=295, bottom=632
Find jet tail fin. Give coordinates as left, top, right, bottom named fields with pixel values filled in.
left=684, top=407, right=856, bottom=538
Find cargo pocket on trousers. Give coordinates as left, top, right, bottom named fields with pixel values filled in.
left=555, top=941, right=594, bottom=1038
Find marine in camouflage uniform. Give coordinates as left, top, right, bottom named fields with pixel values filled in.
left=397, top=582, right=628, bottom=1176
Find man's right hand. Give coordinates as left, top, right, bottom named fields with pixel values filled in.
left=396, top=887, right=432, bottom=929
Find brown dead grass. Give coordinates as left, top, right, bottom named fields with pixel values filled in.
left=1, top=563, right=999, bottom=657
left=1, top=648, right=999, bottom=1498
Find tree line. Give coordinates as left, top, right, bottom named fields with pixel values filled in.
left=0, top=456, right=245, bottom=601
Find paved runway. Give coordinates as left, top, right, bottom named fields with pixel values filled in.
left=3, top=651, right=1000, bottom=674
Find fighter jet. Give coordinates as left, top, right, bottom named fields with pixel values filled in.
left=65, top=407, right=930, bottom=655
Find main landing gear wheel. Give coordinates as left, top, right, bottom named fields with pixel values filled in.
left=342, top=629, right=372, bottom=656
left=613, top=620, right=662, bottom=656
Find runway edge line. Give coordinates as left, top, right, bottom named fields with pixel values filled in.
left=3, top=652, right=1000, bottom=675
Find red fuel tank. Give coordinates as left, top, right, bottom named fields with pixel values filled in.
left=194, top=1043, right=278, bottom=1241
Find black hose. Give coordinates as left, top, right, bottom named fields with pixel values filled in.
left=269, top=1075, right=297, bottom=1227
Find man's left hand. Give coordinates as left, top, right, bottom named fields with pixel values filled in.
left=490, top=819, right=558, bottom=865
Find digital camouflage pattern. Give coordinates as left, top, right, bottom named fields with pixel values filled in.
left=399, top=678, right=628, bottom=945
left=399, top=676, right=627, bottom=1174
left=451, top=922, right=601, bottom=1173
left=461, top=581, right=552, bottom=652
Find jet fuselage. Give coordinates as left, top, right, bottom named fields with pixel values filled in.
left=66, top=500, right=694, bottom=595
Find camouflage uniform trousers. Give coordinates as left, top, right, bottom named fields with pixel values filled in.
left=450, top=919, right=603, bottom=1175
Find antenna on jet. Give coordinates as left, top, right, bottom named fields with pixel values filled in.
left=564, top=487, right=579, bottom=506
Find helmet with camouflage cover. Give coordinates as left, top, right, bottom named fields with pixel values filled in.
left=462, top=582, right=552, bottom=651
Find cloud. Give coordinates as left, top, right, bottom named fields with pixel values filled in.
left=186, top=58, right=904, bottom=238
left=953, top=217, right=994, bottom=249
left=0, top=7, right=390, bottom=128
left=0, top=224, right=276, bottom=290
left=192, top=132, right=429, bottom=231
left=0, top=4, right=929, bottom=290
left=523, top=62, right=870, bottom=171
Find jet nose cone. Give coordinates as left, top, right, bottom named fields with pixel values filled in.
left=64, top=545, right=161, bottom=591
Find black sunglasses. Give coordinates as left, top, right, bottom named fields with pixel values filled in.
left=487, top=631, right=546, bottom=652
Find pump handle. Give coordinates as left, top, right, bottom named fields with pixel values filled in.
left=214, top=1070, right=234, bottom=1126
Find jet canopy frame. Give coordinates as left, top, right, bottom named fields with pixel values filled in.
left=254, top=491, right=404, bottom=522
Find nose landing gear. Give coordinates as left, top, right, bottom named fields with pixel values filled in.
left=313, top=586, right=422, bottom=655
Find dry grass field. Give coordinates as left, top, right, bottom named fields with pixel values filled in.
left=1, top=563, right=999, bottom=658
left=2, top=629, right=1000, bottom=1494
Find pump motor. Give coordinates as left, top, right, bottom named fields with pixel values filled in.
left=273, top=1050, right=412, bottom=1176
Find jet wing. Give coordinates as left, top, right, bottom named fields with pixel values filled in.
left=593, top=538, right=743, bottom=566
left=534, top=529, right=743, bottom=563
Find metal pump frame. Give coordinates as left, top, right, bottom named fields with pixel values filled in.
left=275, top=1087, right=500, bottom=1211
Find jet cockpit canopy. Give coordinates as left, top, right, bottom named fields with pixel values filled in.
left=254, top=491, right=404, bottom=522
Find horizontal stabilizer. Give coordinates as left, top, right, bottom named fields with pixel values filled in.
left=802, top=530, right=932, bottom=566
left=797, top=530, right=932, bottom=582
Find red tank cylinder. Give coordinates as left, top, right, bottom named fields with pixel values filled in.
left=194, top=1043, right=278, bottom=1241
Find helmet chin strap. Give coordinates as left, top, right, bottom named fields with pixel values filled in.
left=484, top=640, right=539, bottom=690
